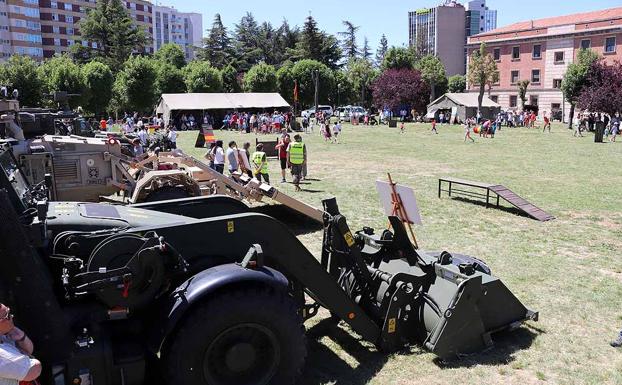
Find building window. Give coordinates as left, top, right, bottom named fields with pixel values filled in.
left=530, top=95, right=539, bottom=106
left=52, top=26, right=59, bottom=33
left=53, top=38, right=60, bottom=46
left=532, top=69, right=541, bottom=84
left=493, top=47, right=500, bottom=61
left=490, top=95, right=498, bottom=103
left=510, top=95, right=518, bottom=107
left=581, top=39, right=591, bottom=49
left=66, top=15, right=73, bottom=23
left=605, top=37, right=616, bottom=53
left=512, top=46, right=520, bottom=60
left=553, top=79, right=562, bottom=89
left=52, top=13, right=59, bottom=21
left=532, top=44, right=541, bottom=59
left=50, top=1, right=57, bottom=8
left=511, top=70, right=520, bottom=84
left=67, top=27, right=74, bottom=35
left=64, top=3, right=72, bottom=10
left=554, top=51, right=564, bottom=63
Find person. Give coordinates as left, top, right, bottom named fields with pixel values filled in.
left=542, top=112, right=551, bottom=133
left=438, top=112, right=444, bottom=125
left=573, top=114, right=584, bottom=137
left=100, top=117, right=107, bottom=131
left=302, top=115, right=309, bottom=133
left=0, top=303, right=42, bottom=385
left=242, top=142, right=253, bottom=178
left=431, top=118, right=438, bottom=134
left=167, top=126, right=177, bottom=149
left=205, top=142, right=216, bottom=169
left=464, top=119, right=475, bottom=142
left=252, top=143, right=269, bottom=184
left=226, top=141, right=239, bottom=175
left=611, top=117, right=620, bottom=142
left=287, top=134, right=306, bottom=192
left=275, top=134, right=291, bottom=183
left=131, top=138, right=144, bottom=158
left=213, top=140, right=225, bottom=174
left=332, top=120, right=341, bottom=143
left=399, top=121, right=405, bottom=134
left=476, top=110, right=482, bottom=124
left=321, top=122, right=331, bottom=142
left=106, top=116, right=114, bottom=131
left=137, top=125, right=148, bottom=146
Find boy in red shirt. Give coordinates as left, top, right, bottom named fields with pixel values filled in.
left=431, top=118, right=438, bottom=134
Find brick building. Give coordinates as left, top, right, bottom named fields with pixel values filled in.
left=467, top=7, right=622, bottom=121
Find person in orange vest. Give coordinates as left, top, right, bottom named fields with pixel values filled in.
left=100, top=117, right=107, bottom=131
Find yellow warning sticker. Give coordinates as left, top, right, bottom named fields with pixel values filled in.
left=388, top=318, right=396, bottom=333
left=344, top=231, right=355, bottom=247
left=227, top=221, right=235, bottom=233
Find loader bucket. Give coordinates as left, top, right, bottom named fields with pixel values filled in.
left=374, top=253, right=538, bottom=359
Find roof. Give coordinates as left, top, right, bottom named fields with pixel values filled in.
left=156, top=93, right=290, bottom=112
left=428, top=93, right=500, bottom=108
left=474, top=6, right=622, bottom=37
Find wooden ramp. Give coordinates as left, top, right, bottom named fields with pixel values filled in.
left=438, top=177, right=555, bottom=222
left=488, top=185, right=555, bottom=221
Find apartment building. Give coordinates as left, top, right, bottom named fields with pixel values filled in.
left=2, top=0, right=44, bottom=59
left=465, top=0, right=497, bottom=37
left=152, top=4, right=202, bottom=61
left=467, top=7, right=622, bottom=121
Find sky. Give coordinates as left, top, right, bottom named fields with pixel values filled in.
left=164, top=0, right=622, bottom=52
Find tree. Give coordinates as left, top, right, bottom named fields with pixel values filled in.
left=561, top=48, right=600, bottom=128
left=276, top=61, right=296, bottom=104
left=333, top=69, right=355, bottom=106
left=38, top=55, right=86, bottom=108
left=415, top=55, right=448, bottom=101
left=448, top=75, right=466, bottom=93
left=243, top=63, right=278, bottom=93
left=0, top=55, right=44, bottom=107
left=466, top=43, right=499, bottom=114
left=577, top=59, right=622, bottom=116
left=154, top=43, right=186, bottom=69
left=371, top=69, right=430, bottom=112
left=198, top=14, right=233, bottom=69
left=517, top=79, right=530, bottom=109
left=381, top=47, right=415, bottom=70
left=290, top=16, right=342, bottom=69
left=113, top=55, right=157, bottom=113
left=82, top=61, right=114, bottom=115
left=233, top=12, right=262, bottom=72
left=361, top=37, right=372, bottom=62
left=183, top=61, right=223, bottom=93
left=73, top=0, right=148, bottom=72
left=274, top=19, right=300, bottom=64
left=154, top=63, right=186, bottom=95
left=221, top=64, right=241, bottom=93
left=345, top=58, right=378, bottom=107
left=290, top=59, right=335, bottom=107
left=339, top=21, right=359, bottom=60
left=375, top=35, right=388, bottom=67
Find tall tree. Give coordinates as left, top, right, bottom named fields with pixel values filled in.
left=577, top=59, right=622, bottom=116
left=276, top=19, right=300, bottom=64
left=375, top=34, right=388, bottom=67
left=243, top=63, right=278, bottom=92
left=290, top=59, right=335, bottom=107
left=381, top=47, right=415, bottom=71
left=276, top=61, right=296, bottom=104
left=198, top=14, right=233, bottom=69
left=447, top=75, right=466, bottom=93
left=345, top=58, right=378, bottom=107
left=517, top=80, right=530, bottom=109
left=233, top=12, right=262, bottom=72
left=154, top=43, right=186, bottom=69
left=561, top=48, right=600, bottom=128
left=82, top=61, right=114, bottom=115
left=466, top=43, right=499, bottom=114
left=257, top=22, right=276, bottom=65
left=0, top=55, right=44, bottom=107
left=291, top=16, right=341, bottom=69
left=361, top=37, right=372, bottom=62
left=415, top=55, right=448, bottom=101
left=113, top=55, right=157, bottom=113
left=73, top=0, right=147, bottom=72
left=371, top=68, right=429, bottom=112
left=221, top=64, right=241, bottom=93
left=183, top=61, right=223, bottom=93
left=339, top=21, right=359, bottom=60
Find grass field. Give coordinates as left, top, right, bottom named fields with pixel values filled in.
left=178, top=122, right=622, bottom=385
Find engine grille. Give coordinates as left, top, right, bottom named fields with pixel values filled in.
left=53, top=159, right=80, bottom=181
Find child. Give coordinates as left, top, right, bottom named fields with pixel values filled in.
left=332, top=121, right=341, bottom=143
left=431, top=118, right=438, bottom=134
left=399, top=121, right=405, bottom=134
left=464, top=120, right=475, bottom=142
left=251, top=143, right=270, bottom=184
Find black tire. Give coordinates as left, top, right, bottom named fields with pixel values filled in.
left=165, top=286, right=306, bottom=385
left=144, top=186, right=190, bottom=202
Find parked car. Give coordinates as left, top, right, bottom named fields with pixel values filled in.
left=336, top=105, right=368, bottom=121
left=301, top=105, right=333, bottom=119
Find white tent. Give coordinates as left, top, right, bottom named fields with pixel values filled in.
left=155, top=93, right=290, bottom=125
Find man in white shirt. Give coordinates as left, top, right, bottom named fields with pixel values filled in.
left=137, top=126, right=148, bottom=146
left=167, top=128, right=177, bottom=149
left=0, top=304, right=41, bottom=385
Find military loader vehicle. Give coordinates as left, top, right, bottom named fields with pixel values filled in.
left=0, top=144, right=537, bottom=385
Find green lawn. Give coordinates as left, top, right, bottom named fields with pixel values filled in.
left=178, top=122, right=622, bottom=385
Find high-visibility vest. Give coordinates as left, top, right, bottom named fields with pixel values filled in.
left=252, top=151, right=268, bottom=174
left=289, top=142, right=304, bottom=165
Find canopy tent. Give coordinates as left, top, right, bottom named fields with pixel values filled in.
left=427, top=93, right=501, bottom=123
left=155, top=93, right=291, bottom=127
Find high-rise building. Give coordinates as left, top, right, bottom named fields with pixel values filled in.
left=152, top=5, right=202, bottom=61
left=466, top=7, right=622, bottom=122
left=39, top=0, right=153, bottom=59
left=408, top=1, right=467, bottom=75
left=465, top=0, right=497, bottom=37
left=1, top=0, right=43, bottom=60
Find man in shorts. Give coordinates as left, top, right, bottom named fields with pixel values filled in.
left=0, top=303, right=41, bottom=384
left=275, top=134, right=291, bottom=183
left=287, top=135, right=306, bottom=192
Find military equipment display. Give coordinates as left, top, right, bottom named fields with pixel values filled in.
left=0, top=144, right=537, bottom=385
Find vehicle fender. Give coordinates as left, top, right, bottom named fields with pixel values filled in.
left=149, top=263, right=289, bottom=353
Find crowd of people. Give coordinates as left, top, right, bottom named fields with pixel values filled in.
left=222, top=111, right=294, bottom=134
